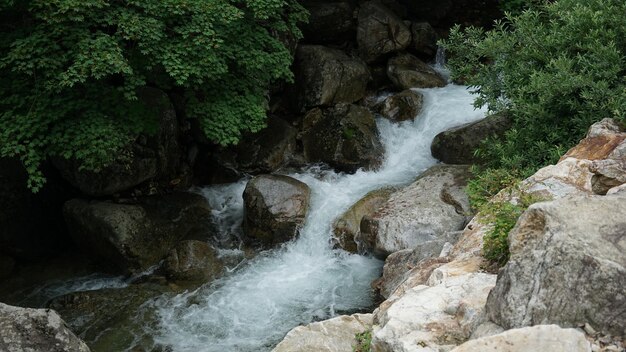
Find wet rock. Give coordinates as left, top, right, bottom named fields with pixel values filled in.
left=214, top=116, right=299, bottom=175
left=357, top=1, right=411, bottom=63
left=63, top=192, right=214, bottom=273
left=272, top=313, right=372, bottom=352
left=410, top=22, right=438, bottom=60
left=376, top=231, right=461, bottom=298
left=372, top=272, right=497, bottom=352
left=294, top=45, right=370, bottom=110
left=48, top=283, right=168, bottom=351
left=451, top=325, right=591, bottom=352
left=332, top=188, right=395, bottom=253
left=163, top=240, right=224, bottom=283
left=486, top=193, right=626, bottom=336
left=377, top=89, right=424, bottom=122
left=387, top=53, right=446, bottom=89
left=0, top=302, right=90, bottom=352
left=300, top=1, right=355, bottom=44
left=360, top=164, right=472, bottom=258
left=243, top=175, right=310, bottom=246
left=302, top=104, right=384, bottom=173
left=431, top=112, right=512, bottom=164
left=53, top=87, right=187, bottom=196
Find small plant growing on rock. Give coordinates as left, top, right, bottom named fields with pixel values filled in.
left=353, top=330, right=372, bottom=352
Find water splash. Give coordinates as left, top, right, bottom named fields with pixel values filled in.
left=147, top=84, right=486, bottom=352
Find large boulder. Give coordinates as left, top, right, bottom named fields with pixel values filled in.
left=431, top=112, right=512, bottom=164
left=332, top=188, right=395, bottom=253
left=376, top=89, right=424, bottom=122
left=212, top=116, right=299, bottom=175
left=450, top=325, right=591, bottom=352
left=410, top=22, right=438, bottom=60
left=387, top=53, right=446, bottom=89
left=372, top=272, right=497, bottom=352
left=53, top=87, right=187, bottom=196
left=486, top=193, right=626, bottom=336
left=162, top=240, right=224, bottom=283
left=357, top=1, right=411, bottom=63
left=301, top=104, right=384, bottom=173
left=360, top=164, right=472, bottom=258
left=272, top=313, right=372, bottom=352
left=0, top=302, right=91, bottom=352
left=48, top=283, right=169, bottom=351
left=243, top=175, right=311, bottom=246
left=63, top=192, right=214, bottom=273
left=300, top=1, right=356, bottom=44
left=294, top=45, right=370, bottom=111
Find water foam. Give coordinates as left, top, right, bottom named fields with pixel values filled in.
left=148, top=84, right=486, bottom=352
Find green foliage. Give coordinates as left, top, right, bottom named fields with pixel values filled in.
left=353, top=330, right=372, bottom=352
left=0, top=0, right=306, bottom=191
left=467, top=167, right=522, bottom=210
left=442, top=0, right=626, bottom=174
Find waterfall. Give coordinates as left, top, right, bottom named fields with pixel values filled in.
left=145, top=84, right=486, bottom=352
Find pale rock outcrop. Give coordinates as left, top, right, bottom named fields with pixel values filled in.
left=0, top=303, right=91, bottom=352
left=357, top=1, right=411, bottom=62
left=372, top=272, right=497, bottom=352
left=243, top=175, right=310, bottom=246
left=450, top=325, right=591, bottom=352
left=485, top=193, right=626, bottom=336
left=272, top=314, right=372, bottom=352
left=360, top=164, right=472, bottom=258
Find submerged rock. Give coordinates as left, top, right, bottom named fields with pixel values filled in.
left=486, top=193, right=626, bottom=336
left=357, top=1, right=411, bottom=62
left=387, top=53, right=446, bottom=89
left=377, top=89, right=424, bottom=122
left=243, top=175, right=310, bottom=246
left=63, top=192, right=214, bottom=274
left=360, top=164, right=472, bottom=258
left=332, top=188, right=395, bottom=253
left=0, top=302, right=90, bottom=352
left=294, top=45, right=370, bottom=110
left=431, top=112, right=512, bottom=165
left=272, top=313, right=372, bottom=352
left=450, top=325, right=591, bottom=352
left=302, top=104, right=384, bottom=173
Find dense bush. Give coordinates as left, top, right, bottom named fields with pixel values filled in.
left=443, top=0, right=626, bottom=175
left=0, top=0, right=306, bottom=191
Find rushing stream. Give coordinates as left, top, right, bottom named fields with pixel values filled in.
left=143, top=84, right=487, bottom=352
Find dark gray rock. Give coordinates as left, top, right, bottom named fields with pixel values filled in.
left=243, top=175, right=311, bottom=246
left=63, top=192, right=214, bottom=273
left=377, top=89, right=424, bottom=122
left=301, top=104, right=384, bottom=173
left=53, top=87, right=187, bottom=196
left=294, top=45, right=370, bottom=111
left=300, top=1, right=356, bottom=44
left=357, top=1, right=411, bottom=63
left=387, top=53, right=446, bottom=89
left=0, top=302, right=90, bottom=352
left=431, top=112, right=511, bottom=164
left=163, top=240, right=224, bottom=283
left=410, top=22, right=438, bottom=60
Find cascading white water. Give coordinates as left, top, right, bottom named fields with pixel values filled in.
left=147, top=84, right=486, bottom=352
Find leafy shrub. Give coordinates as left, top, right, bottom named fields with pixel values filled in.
left=353, top=330, right=372, bottom=352
left=0, top=0, right=306, bottom=191
left=442, top=0, right=626, bottom=175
